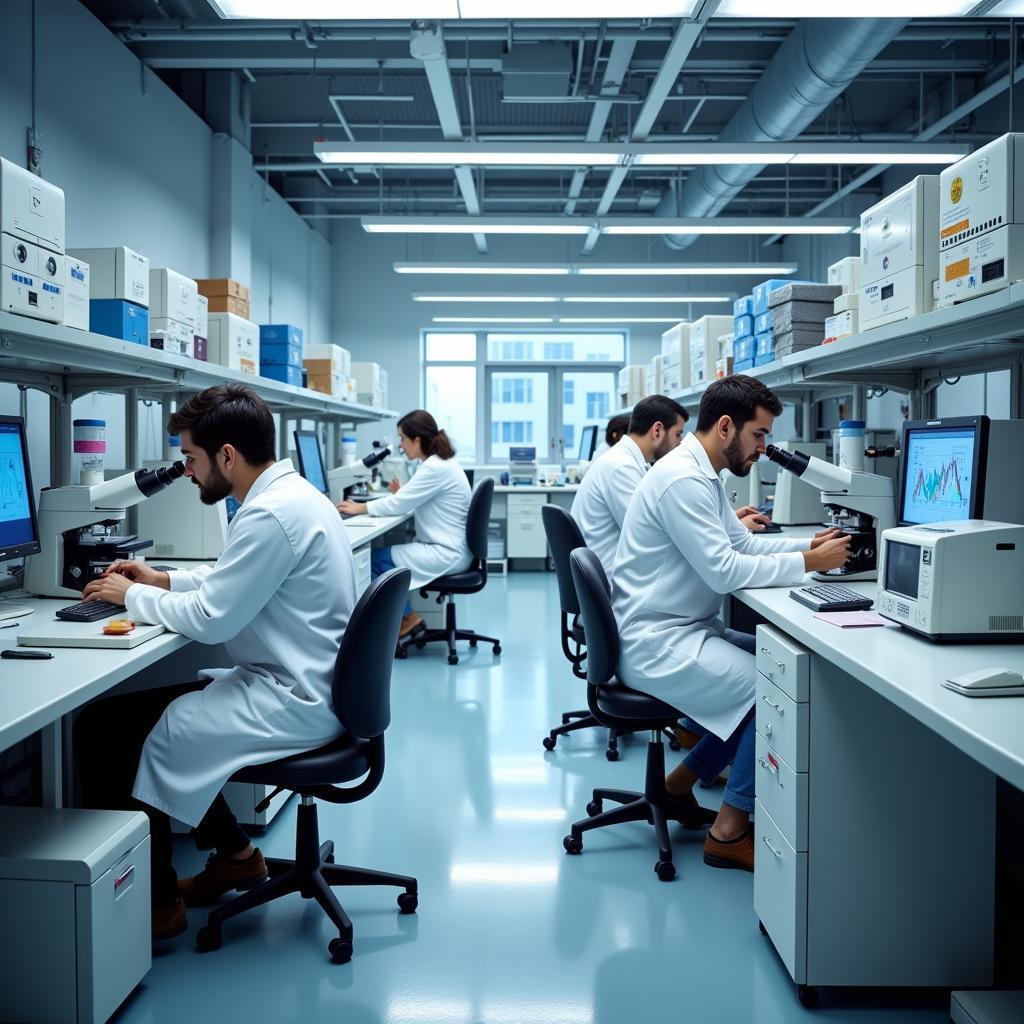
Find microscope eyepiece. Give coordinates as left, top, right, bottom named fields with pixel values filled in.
left=134, top=460, right=185, bottom=497
left=362, top=446, right=392, bottom=469
left=764, top=444, right=810, bottom=477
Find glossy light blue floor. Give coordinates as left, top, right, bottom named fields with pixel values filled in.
left=115, top=573, right=949, bottom=1023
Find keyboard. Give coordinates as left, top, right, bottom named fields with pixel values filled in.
left=148, top=565, right=177, bottom=572
left=757, top=521, right=783, bottom=534
left=55, top=599, right=124, bottom=622
left=789, top=584, right=874, bottom=613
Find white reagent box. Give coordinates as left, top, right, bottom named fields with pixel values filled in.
left=940, top=134, right=1024, bottom=304
left=689, top=315, right=732, bottom=386
left=64, top=255, right=89, bottom=331
left=149, top=268, right=197, bottom=330
left=828, top=256, right=860, bottom=295
left=208, top=312, right=258, bottom=374
left=859, top=174, right=938, bottom=331
left=150, top=316, right=193, bottom=358
left=618, top=365, right=645, bottom=407
left=68, top=246, right=148, bottom=307
left=824, top=309, right=858, bottom=343
left=644, top=354, right=663, bottom=396
left=661, top=358, right=682, bottom=394
left=306, top=343, right=352, bottom=376
left=660, top=320, right=690, bottom=365
left=1, top=158, right=65, bottom=324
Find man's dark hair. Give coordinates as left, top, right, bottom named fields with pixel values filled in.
left=167, top=384, right=276, bottom=466
left=695, top=375, right=783, bottom=434
left=605, top=413, right=631, bottom=447
left=629, top=395, right=689, bottom=436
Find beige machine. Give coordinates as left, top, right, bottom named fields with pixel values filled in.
left=770, top=441, right=828, bottom=524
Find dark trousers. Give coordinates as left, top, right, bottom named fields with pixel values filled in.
left=75, top=681, right=250, bottom=908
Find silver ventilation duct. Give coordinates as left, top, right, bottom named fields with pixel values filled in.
left=657, top=18, right=910, bottom=250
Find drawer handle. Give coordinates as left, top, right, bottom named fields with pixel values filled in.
left=758, top=753, right=782, bottom=783
left=760, top=694, right=784, bottom=715
left=759, top=647, right=786, bottom=674
left=762, top=835, right=783, bottom=859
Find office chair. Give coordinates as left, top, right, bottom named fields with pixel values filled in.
left=562, top=548, right=698, bottom=882
left=396, top=477, right=501, bottom=666
left=195, top=568, right=418, bottom=964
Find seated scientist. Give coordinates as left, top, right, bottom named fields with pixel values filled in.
left=338, top=409, right=471, bottom=640
left=75, top=383, right=357, bottom=941
left=611, top=376, right=851, bottom=872
left=591, top=412, right=631, bottom=461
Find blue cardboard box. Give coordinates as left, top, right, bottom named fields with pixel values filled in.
left=733, top=295, right=753, bottom=318
left=734, top=336, right=756, bottom=363
left=90, top=299, right=149, bottom=345
left=260, top=341, right=304, bottom=367
left=754, top=350, right=776, bottom=366
left=754, top=332, right=774, bottom=359
left=260, top=362, right=303, bottom=387
left=754, top=311, right=773, bottom=336
left=260, top=324, right=303, bottom=348
left=733, top=314, right=754, bottom=340
left=734, top=357, right=755, bottom=373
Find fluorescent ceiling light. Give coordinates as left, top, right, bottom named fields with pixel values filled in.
left=394, top=261, right=798, bottom=277
left=433, top=316, right=555, bottom=324
left=364, top=217, right=591, bottom=236
left=559, top=317, right=686, bottom=324
left=562, top=295, right=730, bottom=304
left=214, top=1, right=701, bottom=16
left=319, top=141, right=966, bottom=170
left=601, top=217, right=857, bottom=236
left=576, top=263, right=798, bottom=276
left=715, top=1, right=976, bottom=13
left=414, top=295, right=560, bottom=303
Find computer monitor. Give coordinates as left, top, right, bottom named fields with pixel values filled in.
left=897, top=415, right=987, bottom=527
left=578, top=424, right=598, bottom=462
left=0, top=416, right=40, bottom=562
left=293, top=429, right=328, bottom=495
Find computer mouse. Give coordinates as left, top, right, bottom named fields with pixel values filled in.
left=947, top=667, right=1024, bottom=690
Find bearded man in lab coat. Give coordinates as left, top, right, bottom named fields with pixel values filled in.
left=612, top=376, right=852, bottom=872
left=76, top=384, right=357, bottom=940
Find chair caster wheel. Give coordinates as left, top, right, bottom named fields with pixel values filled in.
left=605, top=748, right=620, bottom=762
left=563, top=835, right=582, bottom=855
left=655, top=860, right=676, bottom=882
left=797, top=985, right=819, bottom=1009
left=328, top=938, right=353, bottom=964
left=397, top=892, right=418, bottom=914
left=758, top=920, right=767, bottom=936
left=196, top=925, right=221, bottom=952
left=542, top=735, right=556, bottom=751
left=586, top=799, right=602, bottom=816
left=492, top=644, right=501, bottom=655
left=469, top=638, right=478, bottom=647
left=447, top=654, right=459, bottom=665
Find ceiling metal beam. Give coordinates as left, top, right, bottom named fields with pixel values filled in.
left=584, top=2, right=721, bottom=253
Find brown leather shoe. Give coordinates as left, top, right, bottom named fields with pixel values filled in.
left=663, top=789, right=717, bottom=829
left=178, top=848, right=269, bottom=907
left=703, top=827, right=755, bottom=872
left=398, top=612, right=425, bottom=638
left=152, top=897, right=188, bottom=940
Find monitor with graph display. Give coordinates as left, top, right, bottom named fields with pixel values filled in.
left=293, top=429, right=328, bottom=495
left=897, top=416, right=988, bottom=527
left=0, top=416, right=40, bottom=561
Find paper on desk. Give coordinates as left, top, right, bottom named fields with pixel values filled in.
left=813, top=611, right=897, bottom=629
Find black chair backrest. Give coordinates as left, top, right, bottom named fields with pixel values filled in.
left=332, top=567, right=411, bottom=739
left=466, top=477, right=494, bottom=562
left=541, top=504, right=586, bottom=616
left=569, top=548, right=619, bottom=685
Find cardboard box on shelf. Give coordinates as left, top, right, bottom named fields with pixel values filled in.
left=262, top=342, right=304, bottom=367
left=196, top=278, right=250, bottom=302
left=689, top=315, right=732, bottom=386
left=194, top=293, right=208, bottom=339
left=660, top=321, right=690, bottom=367
left=260, top=324, right=303, bottom=348
left=149, top=315, right=193, bottom=357
left=67, top=246, right=148, bottom=307
left=824, top=309, right=859, bottom=343
left=834, top=291, right=859, bottom=314
left=306, top=343, right=352, bottom=375
left=261, top=363, right=303, bottom=387
left=715, top=356, right=734, bottom=379
left=307, top=372, right=345, bottom=398
left=207, top=312, right=259, bottom=374
left=827, top=256, right=861, bottom=294
left=661, top=358, right=682, bottom=394
left=150, top=268, right=197, bottom=329
left=618, top=364, right=645, bottom=407
left=90, top=299, right=148, bottom=345
left=206, top=294, right=249, bottom=318
left=64, top=255, right=89, bottom=331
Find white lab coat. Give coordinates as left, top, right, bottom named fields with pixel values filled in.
left=366, top=454, right=472, bottom=589
left=570, top=435, right=648, bottom=572
left=126, top=460, right=357, bottom=827
left=612, top=432, right=810, bottom=740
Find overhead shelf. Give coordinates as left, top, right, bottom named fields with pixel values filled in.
left=0, top=312, right=398, bottom=422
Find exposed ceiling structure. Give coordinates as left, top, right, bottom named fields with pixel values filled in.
left=80, top=2, right=1023, bottom=256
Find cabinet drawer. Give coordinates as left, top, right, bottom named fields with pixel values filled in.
left=755, top=731, right=808, bottom=851
left=507, top=515, right=548, bottom=558
left=756, top=672, right=809, bottom=772
left=754, top=801, right=807, bottom=984
left=507, top=493, right=547, bottom=512
left=755, top=624, right=809, bottom=702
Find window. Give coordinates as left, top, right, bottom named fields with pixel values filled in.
left=423, top=333, right=478, bottom=462
left=563, top=424, right=576, bottom=452
left=563, top=379, right=575, bottom=405
left=487, top=333, right=624, bottom=363
left=494, top=377, right=533, bottom=404
left=544, top=341, right=574, bottom=360
left=563, top=371, right=616, bottom=464
left=488, top=338, right=534, bottom=361
left=491, top=421, right=534, bottom=444
left=586, top=392, right=610, bottom=420
left=425, top=333, right=476, bottom=361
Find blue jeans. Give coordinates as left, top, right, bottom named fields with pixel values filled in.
left=680, top=629, right=757, bottom=814
left=371, top=546, right=411, bottom=614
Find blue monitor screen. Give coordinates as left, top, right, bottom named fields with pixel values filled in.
left=900, top=427, right=977, bottom=526
left=295, top=431, right=327, bottom=494
left=0, top=419, right=39, bottom=557
left=578, top=425, right=598, bottom=461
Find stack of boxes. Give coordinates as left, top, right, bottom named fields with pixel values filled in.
left=260, top=325, right=304, bottom=387
left=198, top=278, right=250, bottom=319
left=149, top=268, right=197, bottom=357
left=824, top=257, right=860, bottom=344
left=939, top=134, right=1024, bottom=306
left=731, top=295, right=754, bottom=373
left=618, top=364, right=646, bottom=408
left=660, top=321, right=689, bottom=393
left=304, top=344, right=352, bottom=399
left=352, top=361, right=387, bottom=407
left=766, top=283, right=841, bottom=362
left=748, top=279, right=806, bottom=371
left=689, top=315, right=732, bottom=386
left=644, top=354, right=663, bottom=397
left=198, top=279, right=258, bottom=375
left=194, top=294, right=208, bottom=361
left=70, top=247, right=149, bottom=345
left=860, top=174, right=938, bottom=330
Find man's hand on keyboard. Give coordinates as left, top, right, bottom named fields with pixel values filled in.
left=82, top=571, right=132, bottom=606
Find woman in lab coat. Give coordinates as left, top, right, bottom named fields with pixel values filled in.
left=338, top=410, right=472, bottom=638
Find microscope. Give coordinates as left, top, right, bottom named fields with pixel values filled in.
left=327, top=442, right=392, bottom=504
left=25, top=463, right=185, bottom=598
left=764, top=444, right=896, bottom=581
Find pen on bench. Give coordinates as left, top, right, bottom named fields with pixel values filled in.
left=0, top=622, right=20, bottom=629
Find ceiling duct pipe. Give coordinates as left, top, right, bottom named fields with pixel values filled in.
left=656, top=18, right=909, bottom=250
